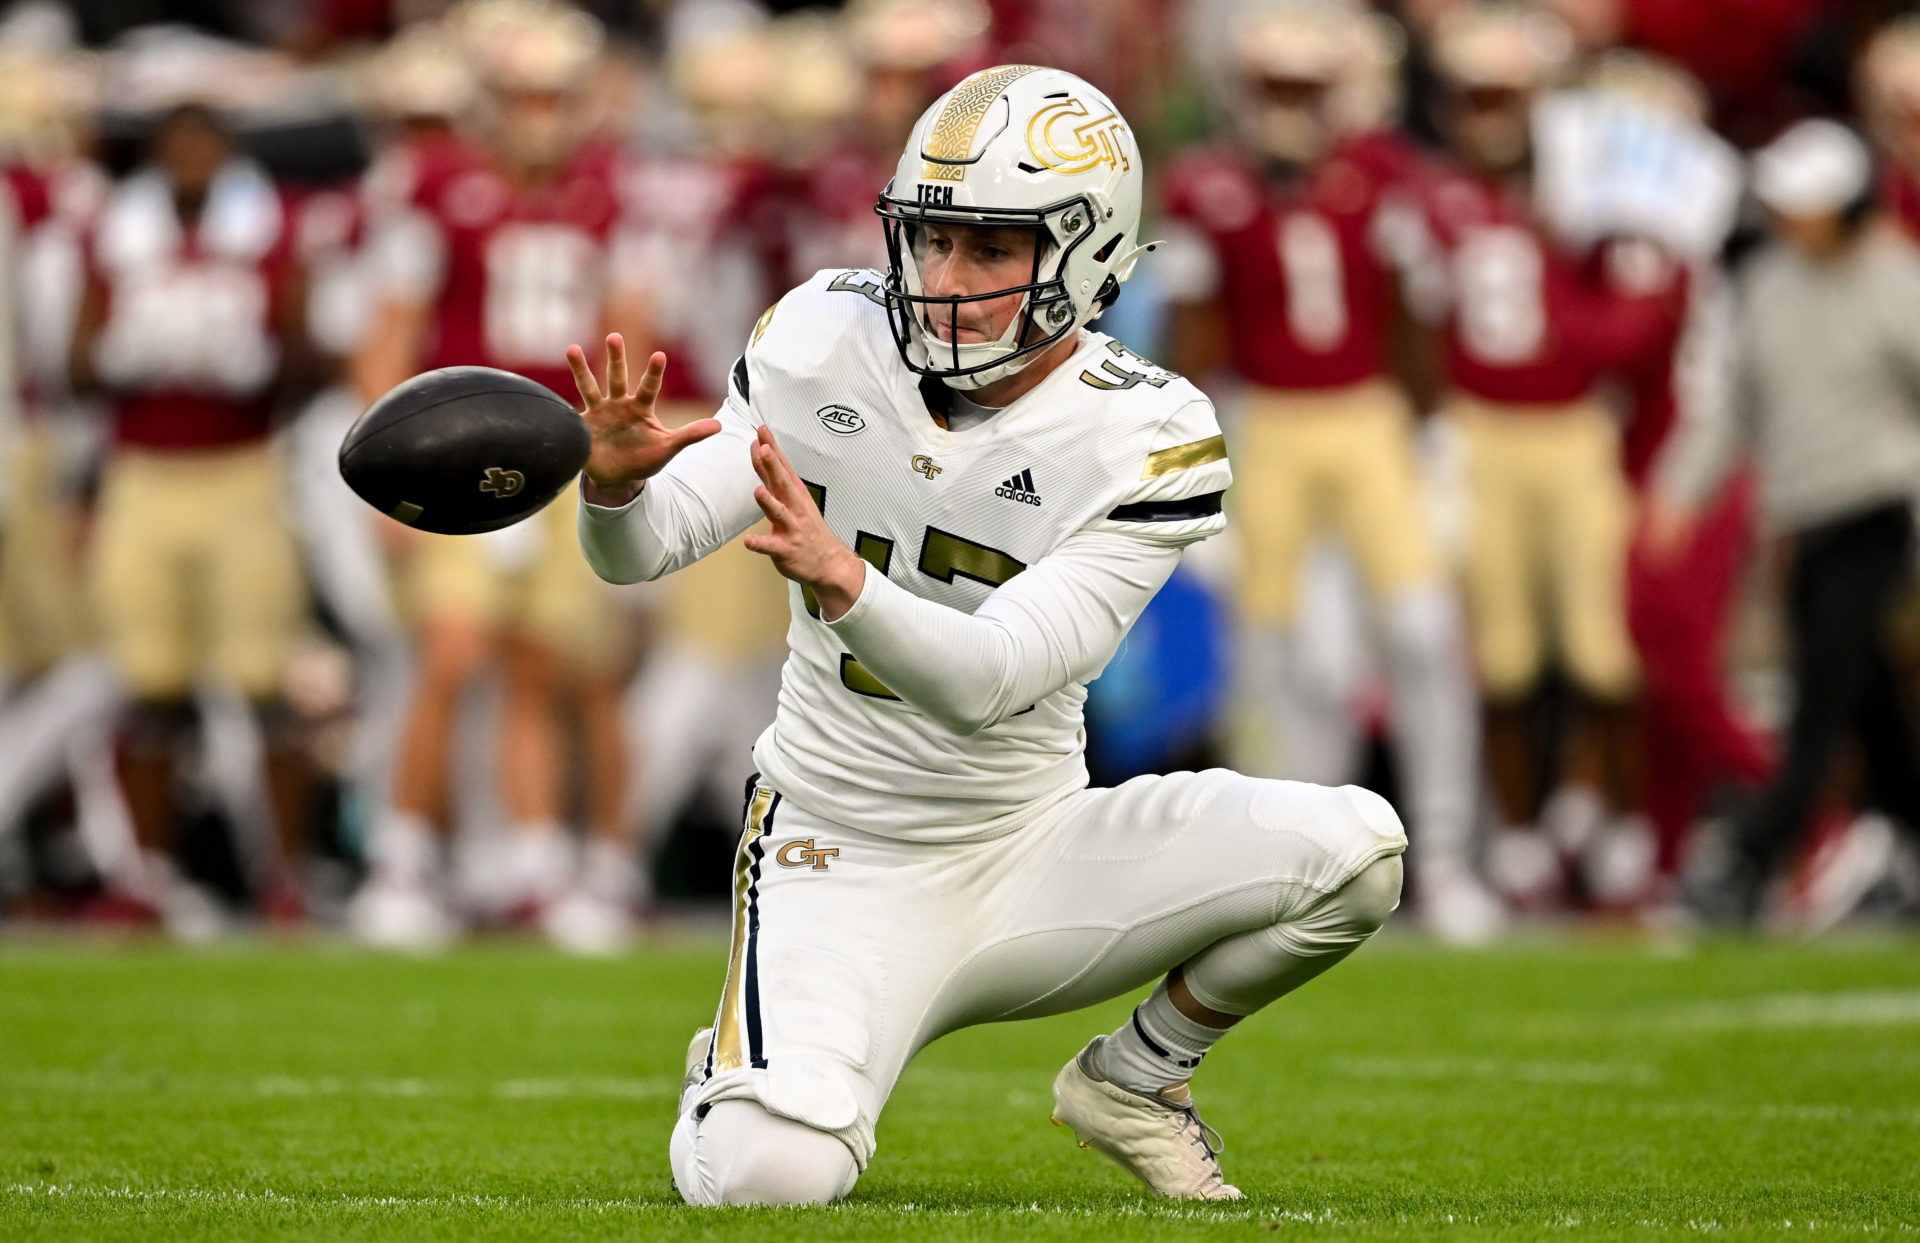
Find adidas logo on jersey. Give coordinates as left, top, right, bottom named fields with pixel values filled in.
left=995, top=469, right=1042, bottom=506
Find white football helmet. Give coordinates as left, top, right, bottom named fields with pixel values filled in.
left=876, top=64, right=1152, bottom=389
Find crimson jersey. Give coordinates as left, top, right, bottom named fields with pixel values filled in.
left=83, top=160, right=300, bottom=451
left=614, top=153, right=780, bottom=404
left=1881, top=165, right=1920, bottom=244
left=781, top=142, right=895, bottom=289
left=380, top=134, right=624, bottom=401
left=3, top=160, right=104, bottom=417
left=1414, top=165, right=1673, bottom=406
left=1161, top=141, right=1402, bottom=391
left=1595, top=238, right=1709, bottom=489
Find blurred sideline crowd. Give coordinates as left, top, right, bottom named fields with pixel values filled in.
left=2, top=0, right=1920, bottom=950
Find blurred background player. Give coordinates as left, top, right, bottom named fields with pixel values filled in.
left=1412, top=3, right=1671, bottom=911
left=609, top=19, right=791, bottom=896
left=69, top=99, right=316, bottom=926
left=348, top=0, right=638, bottom=951
left=1160, top=0, right=1497, bottom=941
left=0, top=38, right=119, bottom=911
left=1861, top=16, right=1920, bottom=243
left=1566, top=50, right=1774, bottom=909
left=278, top=21, right=485, bottom=911
left=775, top=0, right=988, bottom=284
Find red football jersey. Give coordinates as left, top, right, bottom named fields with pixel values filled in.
left=781, top=142, right=894, bottom=292
left=393, top=135, right=624, bottom=402
left=1880, top=165, right=1920, bottom=244
left=82, top=161, right=300, bottom=450
left=615, top=152, right=781, bottom=404
left=1161, top=139, right=1403, bottom=391
left=4, top=160, right=104, bottom=418
left=1415, top=165, right=1672, bottom=406
left=1594, top=238, right=1704, bottom=488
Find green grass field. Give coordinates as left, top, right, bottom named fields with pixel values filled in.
left=2, top=932, right=1917, bottom=1241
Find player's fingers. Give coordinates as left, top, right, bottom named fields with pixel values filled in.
left=605, top=334, right=628, bottom=398
left=636, top=351, right=667, bottom=406
left=750, top=440, right=783, bottom=494
left=565, top=345, right=602, bottom=409
left=752, top=484, right=792, bottom=528
left=755, top=426, right=807, bottom=506
left=668, top=418, right=722, bottom=451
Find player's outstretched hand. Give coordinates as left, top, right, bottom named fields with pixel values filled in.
left=743, top=424, right=867, bottom=620
left=568, top=333, right=720, bottom=506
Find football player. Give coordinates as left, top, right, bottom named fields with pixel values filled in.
left=347, top=0, right=638, bottom=950
left=0, top=44, right=102, bottom=698
left=1409, top=5, right=1670, bottom=905
left=69, top=99, right=316, bottom=924
left=1860, top=16, right=1920, bottom=244
left=1160, top=0, right=1498, bottom=942
left=1574, top=51, right=1772, bottom=904
left=571, top=65, right=1407, bottom=1205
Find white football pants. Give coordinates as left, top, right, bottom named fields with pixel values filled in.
left=670, top=768, right=1406, bottom=1205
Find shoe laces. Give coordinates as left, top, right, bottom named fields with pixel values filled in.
left=1164, top=1095, right=1227, bottom=1167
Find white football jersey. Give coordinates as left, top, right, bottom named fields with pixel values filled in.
left=582, top=268, right=1230, bottom=840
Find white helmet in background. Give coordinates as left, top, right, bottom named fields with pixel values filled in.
left=876, top=64, right=1152, bottom=389
left=1232, top=0, right=1405, bottom=164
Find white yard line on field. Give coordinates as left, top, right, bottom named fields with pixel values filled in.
left=1325, top=1054, right=1660, bottom=1086
left=0, top=1069, right=676, bottom=1101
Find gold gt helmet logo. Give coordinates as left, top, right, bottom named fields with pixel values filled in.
left=1026, top=97, right=1132, bottom=176
left=775, top=838, right=840, bottom=871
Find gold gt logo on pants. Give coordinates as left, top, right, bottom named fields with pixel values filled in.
left=479, top=466, right=525, bottom=497
left=776, top=838, right=840, bottom=871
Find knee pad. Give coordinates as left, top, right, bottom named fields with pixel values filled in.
left=1334, top=853, right=1405, bottom=938
left=1340, top=784, right=1409, bottom=858
left=671, top=1100, right=859, bottom=1207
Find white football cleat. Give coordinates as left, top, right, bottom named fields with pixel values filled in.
left=347, top=877, right=459, bottom=951
left=1050, top=1037, right=1243, bottom=1200
left=1420, top=868, right=1509, bottom=945
left=540, top=887, right=633, bottom=956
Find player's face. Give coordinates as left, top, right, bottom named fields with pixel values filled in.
left=1772, top=208, right=1849, bottom=258
left=154, top=108, right=229, bottom=200
left=1448, top=84, right=1532, bottom=174
left=914, top=222, right=1042, bottom=344
left=493, top=86, right=578, bottom=170
left=1247, top=74, right=1334, bottom=167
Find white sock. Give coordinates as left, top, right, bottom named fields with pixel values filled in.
left=579, top=838, right=641, bottom=905
left=506, top=824, right=574, bottom=904
left=1092, top=978, right=1230, bottom=1097
left=370, top=811, right=438, bottom=886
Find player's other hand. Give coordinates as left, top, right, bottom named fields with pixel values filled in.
left=567, top=333, right=720, bottom=506
left=743, top=425, right=867, bottom=620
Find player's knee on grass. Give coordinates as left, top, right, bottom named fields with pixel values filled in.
left=671, top=1100, right=859, bottom=1207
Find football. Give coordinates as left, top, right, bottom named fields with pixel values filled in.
left=338, top=366, right=591, bottom=535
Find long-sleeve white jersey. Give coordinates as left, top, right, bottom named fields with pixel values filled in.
left=579, top=268, right=1231, bottom=841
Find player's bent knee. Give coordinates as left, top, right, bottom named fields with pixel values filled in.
left=671, top=1100, right=859, bottom=1207
left=1337, top=853, right=1405, bottom=938
left=1337, top=783, right=1409, bottom=858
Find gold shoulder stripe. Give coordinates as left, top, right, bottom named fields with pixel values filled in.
left=751, top=302, right=776, bottom=344
left=1141, top=434, right=1227, bottom=479
left=922, top=64, right=1044, bottom=182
